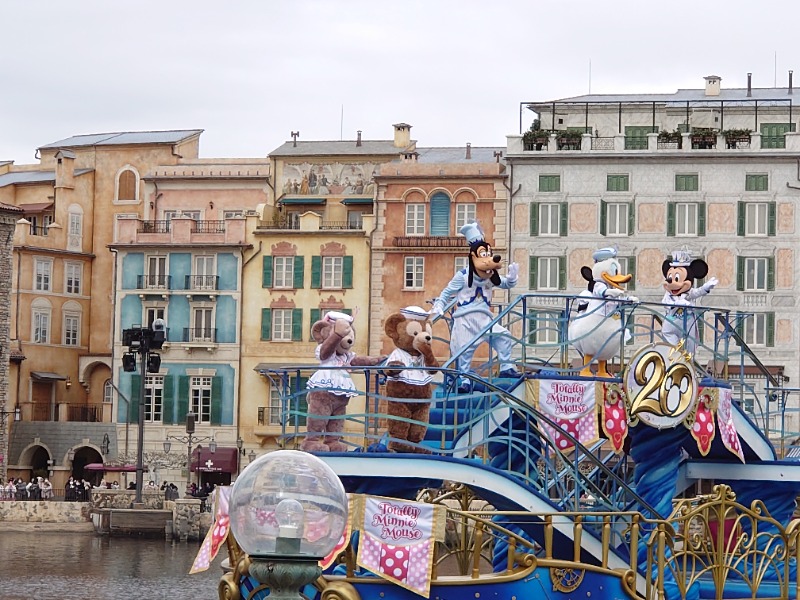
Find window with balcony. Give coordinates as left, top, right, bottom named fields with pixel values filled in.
left=745, top=174, right=769, bottom=191
left=607, top=174, right=630, bottom=192
left=538, top=175, right=561, bottom=193
left=261, top=308, right=303, bottom=341
left=145, top=255, right=168, bottom=289
left=529, top=202, right=567, bottom=236
left=260, top=378, right=307, bottom=427
left=429, top=192, right=451, bottom=236
left=739, top=312, right=775, bottom=347
left=675, top=174, right=699, bottom=192
left=455, top=204, right=476, bottom=230
left=190, top=307, right=214, bottom=342
left=406, top=204, right=425, bottom=235
left=600, top=201, right=633, bottom=236
left=190, top=376, right=212, bottom=423
left=65, top=262, right=82, bottom=294
left=737, top=256, right=774, bottom=292
left=311, top=255, right=352, bottom=289
left=738, top=201, right=776, bottom=236
left=34, top=258, right=52, bottom=291
left=667, top=202, right=706, bottom=236
left=404, top=256, right=424, bottom=289
left=528, top=256, right=565, bottom=291
left=192, top=255, right=216, bottom=290
left=527, top=310, right=562, bottom=344
left=32, top=299, right=51, bottom=344
left=145, top=375, right=164, bottom=423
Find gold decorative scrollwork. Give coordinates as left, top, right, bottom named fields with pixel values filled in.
left=551, top=567, right=585, bottom=592
left=321, top=581, right=362, bottom=600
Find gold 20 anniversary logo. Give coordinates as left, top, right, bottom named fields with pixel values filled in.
left=623, top=343, right=698, bottom=429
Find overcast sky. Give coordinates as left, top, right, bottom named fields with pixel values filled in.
left=2, top=0, right=798, bottom=163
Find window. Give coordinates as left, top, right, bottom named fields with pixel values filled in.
left=261, top=308, right=302, bottom=341
left=272, top=308, right=294, bottom=341
left=454, top=256, right=469, bottom=274
left=455, top=204, right=476, bottom=230
left=618, top=256, right=636, bottom=291
left=68, top=212, right=82, bottom=236
left=145, top=375, right=164, bottom=423
left=146, top=256, right=167, bottom=288
left=667, top=202, right=706, bottom=237
left=530, top=202, right=566, bottom=236
left=607, top=175, right=629, bottom=192
left=429, top=192, right=451, bottom=236
left=32, top=306, right=51, bottom=344
left=65, top=262, right=82, bottom=294
left=117, top=168, right=138, bottom=202
left=527, top=310, right=562, bottom=344
left=145, top=306, right=165, bottom=328
left=624, top=126, right=655, bottom=150
left=266, top=386, right=282, bottom=426
left=538, top=175, right=561, bottom=193
left=103, top=380, right=114, bottom=404
left=405, top=204, right=425, bottom=235
left=193, top=255, right=216, bottom=290
left=63, top=314, right=79, bottom=346
left=191, top=307, right=214, bottom=342
left=737, top=256, right=774, bottom=292
left=741, top=312, right=775, bottom=347
left=760, top=123, right=795, bottom=149
left=223, top=210, right=244, bottom=219
left=347, top=210, right=364, bottom=229
left=738, top=201, right=776, bottom=236
left=528, top=256, right=566, bottom=290
left=675, top=174, right=699, bottom=192
left=322, top=256, right=343, bottom=289
left=263, top=255, right=304, bottom=289
left=273, top=256, right=294, bottom=289
left=260, top=378, right=308, bottom=427
left=34, top=258, right=52, bottom=291
left=745, top=174, right=769, bottom=191
left=190, top=376, right=212, bottom=423
left=404, top=257, right=424, bottom=289
left=602, top=202, right=631, bottom=236
left=181, top=211, right=201, bottom=220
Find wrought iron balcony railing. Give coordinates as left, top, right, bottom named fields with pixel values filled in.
left=136, top=274, right=172, bottom=290
left=393, top=235, right=467, bottom=248
left=182, top=327, right=217, bottom=343
left=138, top=220, right=171, bottom=233
left=185, top=275, right=219, bottom=291
left=191, top=220, right=226, bottom=233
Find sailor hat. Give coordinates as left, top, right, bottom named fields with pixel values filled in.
left=400, top=306, right=429, bottom=321
left=592, top=247, right=617, bottom=262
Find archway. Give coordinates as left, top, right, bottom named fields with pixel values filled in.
left=30, top=446, right=51, bottom=481
left=71, top=446, right=103, bottom=485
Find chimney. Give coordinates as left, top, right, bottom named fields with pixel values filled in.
left=465, top=142, right=471, bottom=160
left=392, top=123, right=412, bottom=148
left=54, top=149, right=76, bottom=190
left=747, top=73, right=752, bottom=97
left=356, top=130, right=362, bottom=147
left=704, top=75, right=721, bottom=96
left=790, top=70, right=794, bottom=95
left=291, top=131, right=300, bottom=147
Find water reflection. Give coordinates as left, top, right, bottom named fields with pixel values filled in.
left=0, top=532, right=222, bottom=600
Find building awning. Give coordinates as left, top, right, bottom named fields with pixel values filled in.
left=190, top=446, right=238, bottom=473
left=341, top=197, right=374, bottom=205
left=18, top=202, right=54, bottom=213
left=280, top=198, right=326, bottom=205
left=30, top=371, right=67, bottom=381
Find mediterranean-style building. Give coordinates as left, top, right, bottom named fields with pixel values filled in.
left=505, top=74, right=800, bottom=438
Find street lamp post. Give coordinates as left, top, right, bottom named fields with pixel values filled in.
left=163, top=411, right=216, bottom=489
left=236, top=436, right=244, bottom=475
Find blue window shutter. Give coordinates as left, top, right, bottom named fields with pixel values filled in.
left=261, top=308, right=272, bottom=340
left=210, top=377, right=222, bottom=426
left=162, top=375, right=174, bottom=425
left=342, top=256, right=353, bottom=288
left=262, top=256, right=273, bottom=288
left=429, top=193, right=451, bottom=236
left=293, top=256, right=305, bottom=289
left=311, top=256, right=321, bottom=289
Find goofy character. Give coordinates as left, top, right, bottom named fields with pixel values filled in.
left=431, top=222, right=519, bottom=391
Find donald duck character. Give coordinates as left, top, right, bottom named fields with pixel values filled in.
left=661, top=250, right=717, bottom=355
left=568, top=247, right=638, bottom=378
left=431, top=222, right=520, bottom=391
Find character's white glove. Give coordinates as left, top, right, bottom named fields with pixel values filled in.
left=429, top=304, right=444, bottom=318
left=506, top=262, right=519, bottom=281
left=702, top=277, right=719, bottom=293
left=624, top=295, right=639, bottom=303
left=605, top=287, right=625, bottom=298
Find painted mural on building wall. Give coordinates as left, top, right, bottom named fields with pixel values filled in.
left=282, top=162, right=379, bottom=196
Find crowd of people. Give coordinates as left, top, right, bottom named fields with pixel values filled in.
left=0, top=477, right=54, bottom=500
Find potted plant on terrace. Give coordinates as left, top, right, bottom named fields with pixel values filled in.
left=722, top=128, right=752, bottom=149
left=657, top=129, right=682, bottom=148
left=690, top=127, right=718, bottom=149
left=523, top=120, right=552, bottom=151
left=556, top=129, right=584, bottom=150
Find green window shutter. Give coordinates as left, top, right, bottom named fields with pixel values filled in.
left=675, top=174, right=683, bottom=192
left=697, top=202, right=706, bottom=236
left=736, top=257, right=745, bottom=291
left=162, top=374, right=174, bottom=425
left=767, top=256, right=775, bottom=291
left=309, top=308, right=321, bottom=341
left=666, top=202, right=676, bottom=236
left=311, top=256, right=321, bottom=289
left=766, top=312, right=775, bottom=347
left=737, top=202, right=745, bottom=236
left=291, top=308, right=303, bottom=341
left=262, top=256, right=273, bottom=288
left=210, top=376, right=222, bottom=426
left=600, top=200, right=607, bottom=236
left=559, top=202, right=568, bottom=236
left=627, top=257, right=636, bottom=291
left=261, top=308, right=272, bottom=341
left=177, top=376, right=189, bottom=423
left=293, top=256, right=305, bottom=288
left=342, top=256, right=353, bottom=289
left=627, top=201, right=635, bottom=236
left=768, top=202, right=777, bottom=236
left=528, top=256, right=538, bottom=290
left=558, top=256, right=566, bottom=290
left=529, top=202, right=539, bottom=236
left=129, top=375, right=141, bottom=424
left=527, top=310, right=538, bottom=344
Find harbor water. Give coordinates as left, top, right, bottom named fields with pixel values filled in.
left=0, top=531, right=223, bottom=600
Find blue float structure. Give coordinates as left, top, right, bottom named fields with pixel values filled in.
left=220, top=292, right=800, bottom=600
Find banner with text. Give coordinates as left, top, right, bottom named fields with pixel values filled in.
left=528, top=379, right=599, bottom=450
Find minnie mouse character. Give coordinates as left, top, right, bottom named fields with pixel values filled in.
left=661, top=250, right=718, bottom=354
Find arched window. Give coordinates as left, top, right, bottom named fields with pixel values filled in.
left=116, top=168, right=139, bottom=202
left=429, top=192, right=451, bottom=236
left=104, top=379, right=114, bottom=404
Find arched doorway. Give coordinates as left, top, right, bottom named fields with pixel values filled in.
left=71, top=446, right=103, bottom=485
left=30, top=446, right=51, bottom=481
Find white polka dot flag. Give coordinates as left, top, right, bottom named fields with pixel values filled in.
left=190, top=486, right=232, bottom=574
left=528, top=379, right=600, bottom=451
left=691, top=391, right=716, bottom=456
left=354, top=494, right=446, bottom=598
left=715, top=387, right=745, bottom=463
